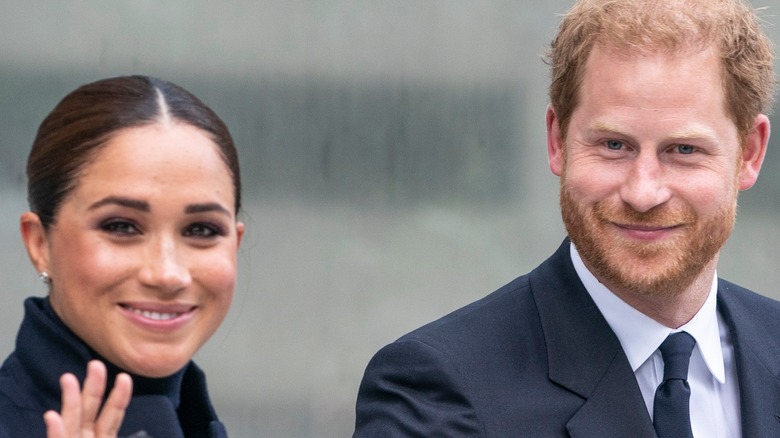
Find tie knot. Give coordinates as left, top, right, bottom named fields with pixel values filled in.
left=659, top=332, right=695, bottom=381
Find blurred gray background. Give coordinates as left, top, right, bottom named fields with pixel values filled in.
left=2, top=1, right=780, bottom=436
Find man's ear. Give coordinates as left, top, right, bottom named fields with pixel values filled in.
left=547, top=105, right=565, bottom=176
left=20, top=212, right=51, bottom=275
left=739, top=114, right=770, bottom=190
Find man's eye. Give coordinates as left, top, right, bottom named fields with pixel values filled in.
left=677, top=144, right=695, bottom=154
left=606, top=140, right=624, bottom=150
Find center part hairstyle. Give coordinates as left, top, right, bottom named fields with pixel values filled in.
left=547, top=0, right=776, bottom=140
left=26, top=75, right=241, bottom=229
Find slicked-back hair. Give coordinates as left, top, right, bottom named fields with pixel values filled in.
left=26, top=75, right=241, bottom=229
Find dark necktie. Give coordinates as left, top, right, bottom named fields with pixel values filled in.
left=653, top=331, right=696, bottom=438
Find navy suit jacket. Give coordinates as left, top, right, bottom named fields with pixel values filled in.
left=354, top=240, right=780, bottom=437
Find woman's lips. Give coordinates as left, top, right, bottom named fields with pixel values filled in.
left=127, top=307, right=184, bottom=321
left=118, top=303, right=196, bottom=327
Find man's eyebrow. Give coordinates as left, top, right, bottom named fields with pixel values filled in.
left=665, top=127, right=719, bottom=143
left=185, top=202, right=231, bottom=216
left=588, top=121, right=622, bottom=134
left=88, top=196, right=150, bottom=212
left=588, top=121, right=718, bottom=142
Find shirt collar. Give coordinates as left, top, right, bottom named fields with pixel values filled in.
left=570, top=242, right=726, bottom=383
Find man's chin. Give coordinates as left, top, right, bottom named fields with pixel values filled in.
left=590, top=243, right=716, bottom=299
left=577, top=241, right=689, bottom=293
left=602, top=269, right=690, bottom=298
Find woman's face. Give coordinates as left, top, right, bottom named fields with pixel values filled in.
left=24, top=122, right=244, bottom=377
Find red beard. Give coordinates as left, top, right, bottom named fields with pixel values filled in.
left=559, top=176, right=736, bottom=298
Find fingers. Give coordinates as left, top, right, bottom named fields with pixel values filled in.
left=44, top=410, right=66, bottom=438
left=44, top=361, right=134, bottom=438
left=81, top=360, right=108, bottom=431
left=58, top=372, right=84, bottom=435
left=94, top=373, right=133, bottom=436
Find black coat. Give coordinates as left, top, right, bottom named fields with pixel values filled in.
left=354, top=239, right=780, bottom=437
left=0, top=297, right=228, bottom=438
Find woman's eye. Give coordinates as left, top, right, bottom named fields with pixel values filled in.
left=606, top=140, right=624, bottom=150
left=677, top=144, right=696, bottom=154
left=184, top=223, right=223, bottom=238
left=101, top=220, right=140, bottom=236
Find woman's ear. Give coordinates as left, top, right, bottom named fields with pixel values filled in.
left=20, top=212, right=51, bottom=275
left=235, top=221, right=245, bottom=250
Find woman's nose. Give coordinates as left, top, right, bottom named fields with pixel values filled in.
left=138, top=237, right=192, bottom=293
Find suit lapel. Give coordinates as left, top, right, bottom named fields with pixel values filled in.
left=717, top=281, right=780, bottom=436
left=565, top=355, right=656, bottom=437
left=530, top=241, right=656, bottom=437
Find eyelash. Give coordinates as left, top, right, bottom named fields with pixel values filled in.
left=184, top=222, right=225, bottom=238
left=101, top=219, right=140, bottom=236
left=603, top=140, right=697, bottom=155
left=99, top=220, right=225, bottom=238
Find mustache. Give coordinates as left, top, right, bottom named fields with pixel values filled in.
left=592, top=202, right=697, bottom=227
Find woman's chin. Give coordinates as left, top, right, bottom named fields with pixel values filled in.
left=113, top=349, right=193, bottom=378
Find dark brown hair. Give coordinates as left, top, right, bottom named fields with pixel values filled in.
left=27, top=75, right=241, bottom=228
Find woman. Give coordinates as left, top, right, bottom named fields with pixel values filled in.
left=0, top=76, right=244, bottom=437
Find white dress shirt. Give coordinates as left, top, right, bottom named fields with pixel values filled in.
left=570, top=243, right=741, bottom=437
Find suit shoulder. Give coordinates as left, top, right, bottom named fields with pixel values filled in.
left=355, top=275, right=537, bottom=438
left=406, top=274, right=530, bottom=330
left=718, top=278, right=780, bottom=333
left=719, top=278, right=780, bottom=313
left=718, top=279, right=780, bottom=374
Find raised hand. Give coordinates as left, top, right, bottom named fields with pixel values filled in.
left=44, top=360, right=133, bottom=438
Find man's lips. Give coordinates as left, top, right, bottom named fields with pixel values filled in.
left=613, top=222, right=683, bottom=232
left=609, top=221, right=685, bottom=241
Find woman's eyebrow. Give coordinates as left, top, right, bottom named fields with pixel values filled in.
left=87, top=197, right=230, bottom=217
left=185, top=202, right=231, bottom=216
left=88, top=196, right=149, bottom=212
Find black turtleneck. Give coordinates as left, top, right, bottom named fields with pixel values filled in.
left=40, top=297, right=187, bottom=409
left=0, top=297, right=227, bottom=438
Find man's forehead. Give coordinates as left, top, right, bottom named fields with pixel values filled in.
left=588, top=38, right=717, bottom=63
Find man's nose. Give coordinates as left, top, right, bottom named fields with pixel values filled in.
left=619, top=152, right=672, bottom=213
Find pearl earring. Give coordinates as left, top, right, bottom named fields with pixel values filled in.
left=38, top=272, right=51, bottom=285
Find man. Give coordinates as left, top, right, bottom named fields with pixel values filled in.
left=353, top=0, right=780, bottom=436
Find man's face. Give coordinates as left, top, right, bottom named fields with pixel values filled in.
left=546, top=43, right=767, bottom=299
